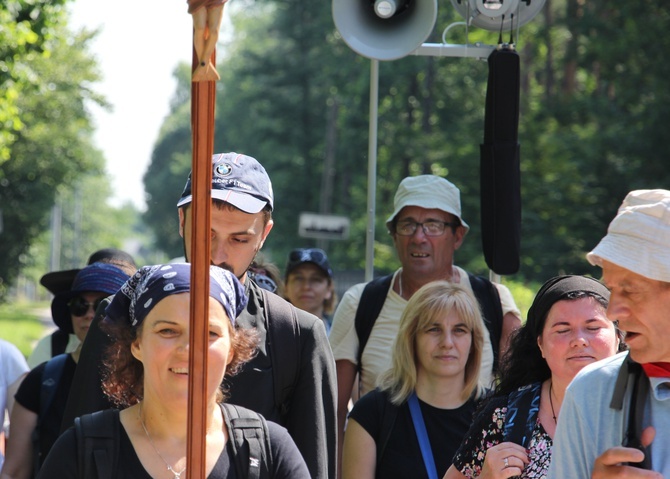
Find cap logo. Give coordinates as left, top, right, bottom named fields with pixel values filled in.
left=215, top=163, right=234, bottom=177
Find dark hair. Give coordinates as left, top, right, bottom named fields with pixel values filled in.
left=496, top=290, right=615, bottom=396
left=100, top=315, right=258, bottom=407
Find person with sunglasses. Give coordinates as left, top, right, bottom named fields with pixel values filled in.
left=28, top=248, right=137, bottom=368
left=0, top=263, right=130, bottom=479
left=284, top=248, right=338, bottom=334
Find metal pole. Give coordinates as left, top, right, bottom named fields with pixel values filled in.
left=365, top=59, right=379, bottom=283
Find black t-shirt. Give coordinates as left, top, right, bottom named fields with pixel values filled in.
left=62, top=281, right=337, bottom=479
left=349, top=388, right=478, bottom=479
left=38, top=409, right=310, bottom=478
left=15, top=354, right=77, bottom=466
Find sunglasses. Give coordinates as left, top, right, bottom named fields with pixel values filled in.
left=68, top=297, right=104, bottom=317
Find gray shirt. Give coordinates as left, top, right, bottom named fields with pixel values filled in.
left=548, top=352, right=670, bottom=478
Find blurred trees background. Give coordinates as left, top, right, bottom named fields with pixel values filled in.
left=2, top=0, right=669, bottom=300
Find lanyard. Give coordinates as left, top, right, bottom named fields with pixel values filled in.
left=408, top=392, right=439, bottom=479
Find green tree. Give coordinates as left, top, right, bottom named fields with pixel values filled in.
left=0, top=12, right=108, bottom=298
left=143, top=0, right=670, bottom=285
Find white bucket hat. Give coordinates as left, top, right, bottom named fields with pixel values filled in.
left=385, top=175, right=469, bottom=232
left=587, top=189, right=670, bottom=282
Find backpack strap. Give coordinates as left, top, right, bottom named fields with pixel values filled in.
left=354, top=274, right=394, bottom=373
left=467, top=273, right=503, bottom=371
left=33, top=353, right=70, bottom=474
left=39, top=353, right=69, bottom=418
left=50, top=329, right=70, bottom=356
left=610, top=353, right=651, bottom=469
left=75, top=409, right=119, bottom=479
left=223, top=403, right=271, bottom=479
left=261, top=289, right=301, bottom=424
left=503, top=382, right=542, bottom=448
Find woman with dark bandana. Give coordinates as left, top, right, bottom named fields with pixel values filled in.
left=444, top=275, right=625, bottom=479
left=38, top=263, right=309, bottom=478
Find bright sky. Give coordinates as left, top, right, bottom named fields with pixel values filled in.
left=68, top=0, right=193, bottom=211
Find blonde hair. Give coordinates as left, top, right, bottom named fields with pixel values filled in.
left=378, top=281, right=485, bottom=405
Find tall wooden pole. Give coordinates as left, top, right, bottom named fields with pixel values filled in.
left=186, top=30, right=216, bottom=479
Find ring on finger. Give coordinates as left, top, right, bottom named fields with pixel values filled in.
left=503, top=457, right=509, bottom=468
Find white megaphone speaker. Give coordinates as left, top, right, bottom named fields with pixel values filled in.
left=333, top=0, right=438, bottom=61
left=450, top=0, right=547, bottom=31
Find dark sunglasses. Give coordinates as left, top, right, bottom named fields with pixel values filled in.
left=68, top=297, right=104, bottom=317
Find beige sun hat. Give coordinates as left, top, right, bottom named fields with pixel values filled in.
left=385, top=175, right=469, bottom=232
left=586, top=189, right=670, bottom=282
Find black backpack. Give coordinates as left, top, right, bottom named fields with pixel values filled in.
left=354, top=273, right=504, bottom=373
left=75, top=404, right=272, bottom=479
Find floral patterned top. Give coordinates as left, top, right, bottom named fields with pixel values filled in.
left=452, top=393, right=553, bottom=478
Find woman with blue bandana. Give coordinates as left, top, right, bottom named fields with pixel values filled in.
left=38, top=263, right=310, bottom=478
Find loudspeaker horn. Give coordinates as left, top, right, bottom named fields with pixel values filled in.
left=333, top=0, right=438, bottom=61
left=450, top=0, right=546, bottom=32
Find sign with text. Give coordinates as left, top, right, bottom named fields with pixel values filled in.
left=298, top=213, right=350, bottom=240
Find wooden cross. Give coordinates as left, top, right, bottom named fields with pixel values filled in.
left=186, top=1, right=226, bottom=477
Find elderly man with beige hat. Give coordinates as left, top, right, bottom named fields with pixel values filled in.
left=329, top=175, right=521, bottom=474
left=549, top=189, right=670, bottom=479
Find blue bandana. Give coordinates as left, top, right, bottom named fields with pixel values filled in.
left=106, top=263, right=247, bottom=328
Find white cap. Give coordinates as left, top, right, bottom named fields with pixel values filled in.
left=386, top=175, right=469, bottom=232
left=587, top=189, right=670, bottom=282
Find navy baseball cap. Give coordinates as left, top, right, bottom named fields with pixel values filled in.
left=285, top=248, right=334, bottom=279
left=177, top=152, right=274, bottom=213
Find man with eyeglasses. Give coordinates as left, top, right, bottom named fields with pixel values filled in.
left=329, top=175, right=521, bottom=475
left=2, top=262, right=130, bottom=478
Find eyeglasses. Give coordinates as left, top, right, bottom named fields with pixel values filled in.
left=68, top=297, right=104, bottom=317
left=287, top=248, right=333, bottom=277
left=395, top=220, right=458, bottom=237
left=288, top=248, right=328, bottom=264
left=250, top=272, right=278, bottom=293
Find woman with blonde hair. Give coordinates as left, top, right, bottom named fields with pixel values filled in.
left=343, top=281, right=487, bottom=479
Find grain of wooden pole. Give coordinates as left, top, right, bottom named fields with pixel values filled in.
left=186, top=39, right=216, bottom=479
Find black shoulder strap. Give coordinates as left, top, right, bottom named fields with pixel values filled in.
left=502, top=382, right=542, bottom=448
left=375, top=391, right=400, bottom=470
left=51, top=329, right=70, bottom=356
left=261, top=289, right=301, bottom=424
left=223, top=403, right=271, bottom=479
left=354, top=274, right=394, bottom=373
left=75, top=409, right=119, bottom=479
left=610, top=353, right=651, bottom=469
left=33, top=354, right=70, bottom=475
left=468, top=273, right=503, bottom=370
left=40, top=353, right=69, bottom=419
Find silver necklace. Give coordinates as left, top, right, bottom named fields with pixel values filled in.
left=138, top=403, right=186, bottom=479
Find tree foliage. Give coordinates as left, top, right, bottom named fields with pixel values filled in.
left=0, top=1, right=114, bottom=298
left=143, top=0, right=670, bottom=283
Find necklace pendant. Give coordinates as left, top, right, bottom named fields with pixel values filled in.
left=167, top=465, right=183, bottom=479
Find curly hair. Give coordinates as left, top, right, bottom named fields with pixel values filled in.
left=100, top=315, right=258, bottom=408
